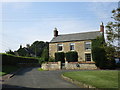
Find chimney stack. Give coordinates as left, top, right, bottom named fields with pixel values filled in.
left=54, top=27, right=58, bottom=37
left=100, top=22, right=104, bottom=33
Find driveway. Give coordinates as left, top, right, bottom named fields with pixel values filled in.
left=2, top=67, right=80, bottom=88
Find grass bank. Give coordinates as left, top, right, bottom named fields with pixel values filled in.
left=0, top=65, right=19, bottom=76
left=63, top=70, right=119, bottom=88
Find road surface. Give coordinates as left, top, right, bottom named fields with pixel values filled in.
left=2, top=67, right=80, bottom=88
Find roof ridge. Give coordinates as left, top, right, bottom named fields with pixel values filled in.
left=59, top=31, right=100, bottom=36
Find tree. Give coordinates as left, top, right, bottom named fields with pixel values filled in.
left=16, top=41, right=49, bottom=57
left=106, top=8, right=120, bottom=50
left=6, top=49, right=15, bottom=55
left=92, top=35, right=107, bottom=69
left=41, top=47, right=49, bottom=62
left=105, top=8, right=120, bottom=69
left=105, top=45, right=116, bottom=69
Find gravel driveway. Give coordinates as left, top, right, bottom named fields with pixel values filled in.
left=2, top=67, right=80, bottom=88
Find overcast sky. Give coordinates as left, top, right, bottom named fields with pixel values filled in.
left=0, top=1, right=118, bottom=52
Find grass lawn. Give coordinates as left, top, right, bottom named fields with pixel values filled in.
left=63, top=70, right=119, bottom=88
left=0, top=65, right=19, bottom=76
left=37, top=68, right=47, bottom=71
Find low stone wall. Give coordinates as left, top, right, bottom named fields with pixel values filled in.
left=41, top=61, right=97, bottom=70
left=65, top=61, right=97, bottom=70
left=41, top=61, right=61, bottom=70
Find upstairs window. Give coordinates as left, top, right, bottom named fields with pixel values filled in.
left=85, top=53, right=91, bottom=61
left=70, top=43, right=75, bottom=51
left=85, top=42, right=91, bottom=50
left=57, top=44, right=63, bottom=51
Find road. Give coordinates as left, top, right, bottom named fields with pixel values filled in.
left=2, top=67, right=80, bottom=88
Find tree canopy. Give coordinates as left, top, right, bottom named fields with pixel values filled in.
left=106, top=8, right=120, bottom=50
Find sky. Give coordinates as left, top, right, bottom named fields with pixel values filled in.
left=0, top=1, right=118, bottom=52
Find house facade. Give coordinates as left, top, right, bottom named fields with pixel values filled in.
left=49, top=23, right=104, bottom=62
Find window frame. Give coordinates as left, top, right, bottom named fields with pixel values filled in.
left=57, top=44, right=63, bottom=51
left=85, top=41, right=91, bottom=50
left=85, top=53, right=91, bottom=62
left=70, top=43, right=75, bottom=51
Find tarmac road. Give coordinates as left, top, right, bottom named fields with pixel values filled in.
left=2, top=67, right=80, bottom=88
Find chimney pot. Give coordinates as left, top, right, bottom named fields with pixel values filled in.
left=100, top=22, right=104, bottom=33
left=54, top=28, right=58, bottom=37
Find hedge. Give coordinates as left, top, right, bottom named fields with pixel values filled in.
left=65, top=51, right=78, bottom=62
left=1, top=53, right=39, bottom=66
left=55, top=52, right=65, bottom=63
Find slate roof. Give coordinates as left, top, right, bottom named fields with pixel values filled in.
left=50, top=31, right=101, bottom=43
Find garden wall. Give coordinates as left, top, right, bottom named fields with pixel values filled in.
left=65, top=61, right=97, bottom=70
left=41, top=61, right=97, bottom=70
left=41, top=61, right=61, bottom=70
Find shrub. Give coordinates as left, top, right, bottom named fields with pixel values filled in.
left=49, top=57, right=55, bottom=62
left=55, top=52, right=65, bottom=63
left=65, top=51, right=78, bottom=62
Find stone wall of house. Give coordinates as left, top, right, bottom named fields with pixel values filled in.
left=65, top=61, right=97, bottom=70
left=49, top=40, right=92, bottom=62
left=41, top=61, right=61, bottom=70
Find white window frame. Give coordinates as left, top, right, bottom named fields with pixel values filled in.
left=70, top=43, right=75, bottom=51
left=85, top=53, right=91, bottom=62
left=85, top=41, right=91, bottom=50
left=57, top=44, right=63, bottom=51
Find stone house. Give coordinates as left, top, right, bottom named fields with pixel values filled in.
left=49, top=23, right=104, bottom=62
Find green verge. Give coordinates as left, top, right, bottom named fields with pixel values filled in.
left=63, top=70, right=119, bottom=88
left=37, top=68, right=47, bottom=71
left=0, top=65, right=19, bottom=76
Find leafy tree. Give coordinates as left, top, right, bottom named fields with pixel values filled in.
left=106, top=8, right=120, bottom=50
left=5, top=49, right=15, bottom=55
left=30, top=41, right=48, bottom=57
left=17, top=47, right=28, bottom=56
left=16, top=41, right=49, bottom=58
left=105, top=8, right=120, bottom=69
left=92, top=35, right=107, bottom=69
left=105, top=45, right=116, bottom=69
left=41, top=47, right=49, bottom=62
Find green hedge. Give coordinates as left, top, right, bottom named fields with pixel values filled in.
left=65, top=51, right=78, bottom=62
left=55, top=52, right=65, bottom=63
left=1, top=53, right=39, bottom=66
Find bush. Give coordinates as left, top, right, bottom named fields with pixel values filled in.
left=65, top=51, right=78, bottom=62
left=55, top=52, right=65, bottom=63
left=116, top=63, right=120, bottom=68
left=49, top=57, right=55, bottom=62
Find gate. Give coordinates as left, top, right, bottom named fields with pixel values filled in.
left=61, top=63, right=65, bottom=69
